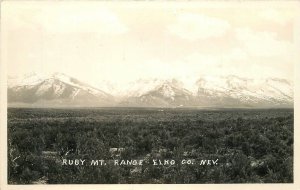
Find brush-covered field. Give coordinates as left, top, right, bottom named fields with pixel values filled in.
left=7, top=108, right=293, bottom=184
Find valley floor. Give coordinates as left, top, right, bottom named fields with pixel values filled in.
left=7, top=108, right=293, bottom=184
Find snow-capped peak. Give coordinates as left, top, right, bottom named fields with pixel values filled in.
left=9, top=72, right=111, bottom=98
left=108, top=78, right=186, bottom=98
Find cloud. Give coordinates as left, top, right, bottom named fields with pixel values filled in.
left=179, top=47, right=292, bottom=80
left=136, top=49, right=249, bottom=81
left=185, top=48, right=248, bottom=66
left=235, top=28, right=293, bottom=58
left=168, top=13, right=230, bottom=40
left=259, top=9, right=292, bottom=25
left=136, top=59, right=181, bottom=79
left=8, top=6, right=128, bottom=35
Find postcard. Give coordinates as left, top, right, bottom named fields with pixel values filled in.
left=0, top=1, right=299, bottom=190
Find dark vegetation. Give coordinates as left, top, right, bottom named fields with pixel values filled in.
left=7, top=108, right=293, bottom=184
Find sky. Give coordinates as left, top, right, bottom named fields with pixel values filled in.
left=2, top=1, right=299, bottom=85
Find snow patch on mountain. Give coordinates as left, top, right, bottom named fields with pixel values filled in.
left=160, top=84, right=176, bottom=100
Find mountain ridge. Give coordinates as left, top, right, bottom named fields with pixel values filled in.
left=8, top=72, right=293, bottom=108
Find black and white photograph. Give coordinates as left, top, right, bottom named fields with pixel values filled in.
left=1, top=0, right=299, bottom=188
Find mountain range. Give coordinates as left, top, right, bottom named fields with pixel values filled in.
left=8, top=72, right=293, bottom=108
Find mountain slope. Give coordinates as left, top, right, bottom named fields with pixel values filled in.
left=8, top=73, right=115, bottom=107
left=119, top=80, right=197, bottom=107
left=195, top=75, right=293, bottom=107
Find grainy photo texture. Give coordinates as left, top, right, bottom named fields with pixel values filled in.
left=3, top=1, right=296, bottom=184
